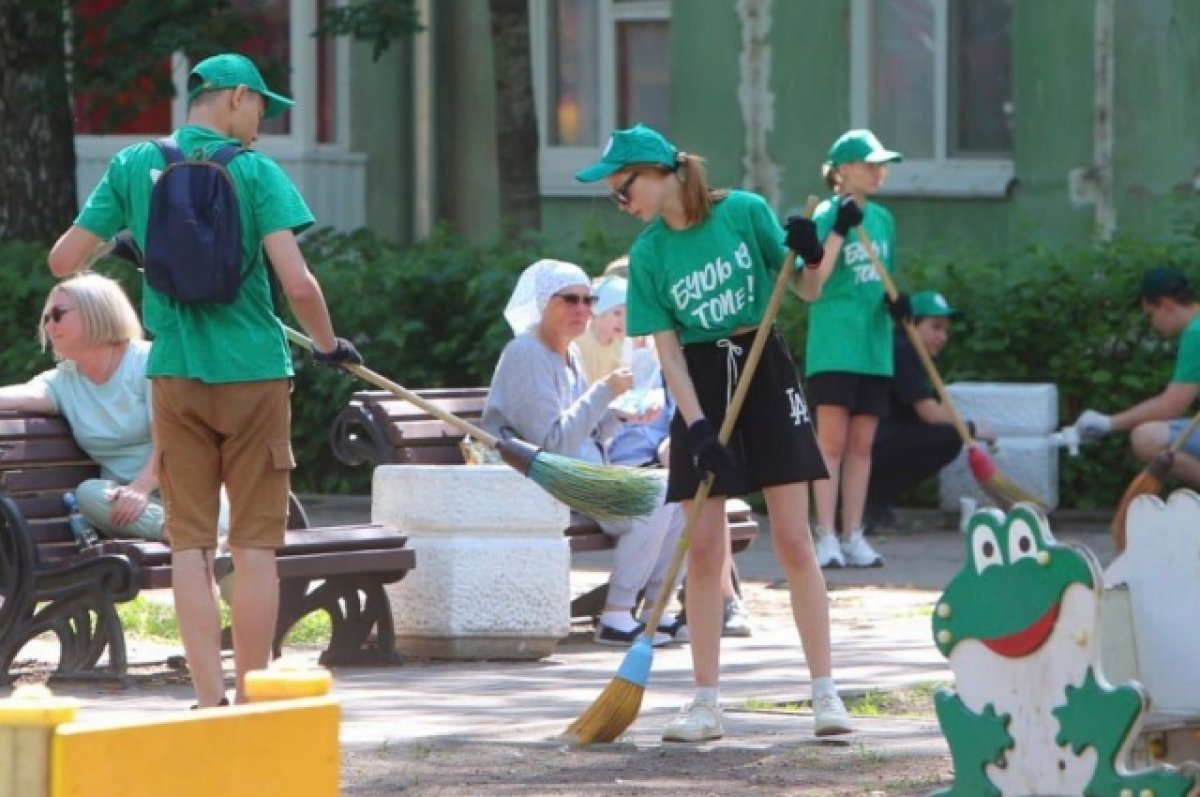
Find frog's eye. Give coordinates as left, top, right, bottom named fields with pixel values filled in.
left=972, top=527, right=1003, bottom=574
left=1007, top=519, right=1039, bottom=564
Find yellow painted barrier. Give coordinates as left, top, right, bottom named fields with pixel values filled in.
left=40, top=666, right=339, bottom=797
left=0, top=685, right=78, bottom=797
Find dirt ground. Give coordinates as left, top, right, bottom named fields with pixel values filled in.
left=342, top=737, right=952, bottom=796
left=341, top=581, right=955, bottom=796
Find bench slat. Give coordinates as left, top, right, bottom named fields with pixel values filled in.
left=276, top=548, right=416, bottom=581
left=3, top=465, right=101, bottom=493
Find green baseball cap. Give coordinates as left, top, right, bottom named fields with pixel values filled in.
left=1138, top=266, right=1193, bottom=302
left=826, top=129, right=904, bottom=167
left=188, top=53, right=294, bottom=119
left=575, top=124, right=678, bottom=182
left=911, top=291, right=963, bottom=320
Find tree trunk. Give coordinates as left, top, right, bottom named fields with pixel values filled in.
left=488, top=0, right=540, bottom=235
left=0, top=0, right=78, bottom=244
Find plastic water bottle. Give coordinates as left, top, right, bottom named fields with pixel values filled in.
left=62, top=492, right=99, bottom=549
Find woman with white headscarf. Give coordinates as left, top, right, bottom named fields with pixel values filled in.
left=482, top=259, right=685, bottom=646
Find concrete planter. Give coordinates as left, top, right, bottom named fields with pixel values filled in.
left=372, top=465, right=571, bottom=660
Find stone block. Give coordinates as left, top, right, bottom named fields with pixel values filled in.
left=373, top=465, right=571, bottom=660
left=945, top=382, right=1058, bottom=436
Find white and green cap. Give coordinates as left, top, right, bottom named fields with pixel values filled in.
left=575, top=124, right=679, bottom=182
left=826, top=129, right=904, bottom=167
left=188, top=53, right=294, bottom=119
left=911, top=291, right=963, bottom=320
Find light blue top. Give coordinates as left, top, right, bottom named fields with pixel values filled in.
left=36, top=341, right=153, bottom=483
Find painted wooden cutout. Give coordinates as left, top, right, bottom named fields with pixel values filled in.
left=931, top=503, right=1197, bottom=797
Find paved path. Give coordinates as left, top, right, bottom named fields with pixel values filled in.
left=3, top=498, right=1120, bottom=754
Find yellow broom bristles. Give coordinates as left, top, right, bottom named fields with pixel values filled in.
left=983, top=471, right=1049, bottom=511
left=564, top=677, right=645, bottom=745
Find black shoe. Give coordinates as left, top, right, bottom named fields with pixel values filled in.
left=594, top=621, right=672, bottom=647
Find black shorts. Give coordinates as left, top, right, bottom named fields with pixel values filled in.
left=666, top=329, right=829, bottom=502
left=807, top=371, right=891, bottom=417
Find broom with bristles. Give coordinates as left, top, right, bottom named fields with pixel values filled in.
left=565, top=197, right=820, bottom=745
left=853, top=226, right=1048, bottom=511
left=1111, top=407, right=1200, bottom=550
left=284, top=326, right=661, bottom=520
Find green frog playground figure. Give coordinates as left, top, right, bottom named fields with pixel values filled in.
left=930, top=504, right=1197, bottom=797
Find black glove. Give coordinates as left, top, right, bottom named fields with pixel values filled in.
left=313, top=337, right=363, bottom=367
left=110, top=231, right=143, bottom=267
left=884, top=292, right=912, bottom=324
left=784, top=215, right=824, bottom=268
left=686, top=418, right=737, bottom=477
left=831, top=196, right=864, bottom=237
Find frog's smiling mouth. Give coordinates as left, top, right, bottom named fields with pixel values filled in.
left=982, top=601, right=1061, bottom=657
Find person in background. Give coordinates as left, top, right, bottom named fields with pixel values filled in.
left=576, top=123, right=851, bottom=742
left=576, top=275, right=629, bottom=385
left=48, top=53, right=361, bottom=708
left=864, top=291, right=995, bottom=529
left=806, top=129, right=908, bottom=569
left=483, top=258, right=686, bottom=646
left=0, top=274, right=163, bottom=540
left=1074, top=267, right=1200, bottom=485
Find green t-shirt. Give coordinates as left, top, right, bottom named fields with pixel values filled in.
left=75, top=125, right=315, bottom=384
left=1172, top=313, right=1200, bottom=383
left=626, top=190, right=787, bottom=344
left=805, top=197, right=898, bottom=377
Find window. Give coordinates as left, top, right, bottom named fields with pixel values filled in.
left=850, top=0, right=1014, bottom=197
left=531, top=0, right=671, bottom=195
left=74, top=0, right=348, bottom=149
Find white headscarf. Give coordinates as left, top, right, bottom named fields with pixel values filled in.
left=503, top=259, right=591, bottom=335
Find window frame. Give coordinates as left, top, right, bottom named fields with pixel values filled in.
left=529, top=0, right=671, bottom=197
left=849, top=0, right=1014, bottom=198
left=73, top=0, right=353, bottom=163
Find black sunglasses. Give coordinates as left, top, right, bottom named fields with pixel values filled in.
left=609, top=172, right=639, bottom=207
left=555, top=293, right=599, bottom=307
left=42, top=306, right=73, bottom=325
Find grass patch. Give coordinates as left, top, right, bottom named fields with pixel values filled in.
left=117, top=595, right=332, bottom=644
left=741, top=681, right=949, bottom=718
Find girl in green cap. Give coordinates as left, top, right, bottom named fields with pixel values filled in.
left=576, top=123, right=852, bottom=743
left=805, top=129, right=906, bottom=570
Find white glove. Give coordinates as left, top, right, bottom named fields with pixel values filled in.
left=1074, top=409, right=1113, bottom=441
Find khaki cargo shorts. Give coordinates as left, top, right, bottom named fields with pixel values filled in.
left=154, top=377, right=294, bottom=551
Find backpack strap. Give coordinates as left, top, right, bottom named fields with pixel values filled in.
left=210, top=144, right=245, bottom=167
left=155, top=137, right=185, bottom=165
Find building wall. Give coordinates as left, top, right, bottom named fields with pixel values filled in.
left=370, top=0, right=1200, bottom=255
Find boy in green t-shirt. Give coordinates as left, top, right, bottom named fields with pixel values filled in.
left=48, top=53, right=361, bottom=708
left=1074, top=267, right=1200, bottom=485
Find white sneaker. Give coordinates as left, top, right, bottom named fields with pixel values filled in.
left=662, top=699, right=723, bottom=742
left=722, top=596, right=753, bottom=638
left=814, top=528, right=845, bottom=569
left=840, top=528, right=883, bottom=568
left=813, top=691, right=853, bottom=737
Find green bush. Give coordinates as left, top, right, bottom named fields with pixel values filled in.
left=777, top=237, right=1200, bottom=511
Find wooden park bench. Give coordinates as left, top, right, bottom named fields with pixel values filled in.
left=0, top=411, right=416, bottom=685
left=330, top=387, right=759, bottom=619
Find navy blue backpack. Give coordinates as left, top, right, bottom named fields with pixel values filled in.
left=144, top=138, right=247, bottom=304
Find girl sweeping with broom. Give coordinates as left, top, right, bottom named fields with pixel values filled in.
left=574, top=123, right=853, bottom=742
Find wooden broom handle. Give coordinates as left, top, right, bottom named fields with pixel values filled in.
left=283, top=326, right=502, bottom=449
left=852, top=225, right=977, bottom=447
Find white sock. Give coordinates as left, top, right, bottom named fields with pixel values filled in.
left=601, top=610, right=639, bottom=633
left=695, top=686, right=719, bottom=705
left=812, top=676, right=837, bottom=699
left=641, top=611, right=676, bottom=627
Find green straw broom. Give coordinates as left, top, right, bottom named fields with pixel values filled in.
left=284, top=326, right=661, bottom=520
left=853, top=226, right=1048, bottom=511
left=565, top=197, right=820, bottom=745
